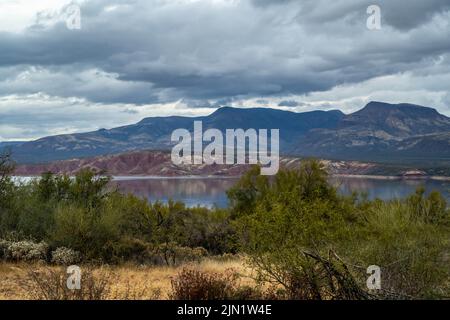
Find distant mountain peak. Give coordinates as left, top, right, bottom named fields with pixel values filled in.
left=360, top=101, right=440, bottom=116
left=326, top=109, right=346, bottom=116
left=9, top=102, right=450, bottom=165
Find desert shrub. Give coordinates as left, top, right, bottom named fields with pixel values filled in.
left=233, top=160, right=450, bottom=299
left=227, top=166, right=269, bottom=218
left=104, top=237, right=152, bottom=264
left=0, top=239, right=10, bottom=259
left=31, top=170, right=111, bottom=208
left=51, top=247, right=82, bottom=265
left=0, top=150, right=18, bottom=234
left=151, top=201, right=238, bottom=255
left=1, top=168, right=239, bottom=263
left=149, top=242, right=208, bottom=266
left=406, top=187, right=448, bottom=224
left=3, top=240, right=49, bottom=262
left=21, top=266, right=113, bottom=300
left=249, top=249, right=371, bottom=300
left=170, top=268, right=241, bottom=300
left=102, top=193, right=156, bottom=241
left=228, top=161, right=340, bottom=219
left=355, top=200, right=450, bottom=298
left=0, top=149, right=14, bottom=194
left=170, top=268, right=232, bottom=300
left=170, top=267, right=276, bottom=300
left=50, top=204, right=117, bottom=262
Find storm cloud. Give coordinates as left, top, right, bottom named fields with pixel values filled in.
left=0, top=0, right=449, bottom=139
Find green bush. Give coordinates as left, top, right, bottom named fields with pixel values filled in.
left=233, top=160, right=450, bottom=299
left=0, top=169, right=236, bottom=264
left=355, top=199, right=449, bottom=298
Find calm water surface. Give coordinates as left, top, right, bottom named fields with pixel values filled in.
left=13, top=176, right=450, bottom=208
left=110, top=176, right=450, bottom=208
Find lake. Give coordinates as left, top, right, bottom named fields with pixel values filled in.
left=110, top=176, right=450, bottom=208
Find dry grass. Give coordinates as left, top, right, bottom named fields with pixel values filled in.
left=0, top=257, right=253, bottom=300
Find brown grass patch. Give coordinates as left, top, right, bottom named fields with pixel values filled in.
left=0, top=257, right=253, bottom=300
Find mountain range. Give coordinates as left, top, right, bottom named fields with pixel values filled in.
left=0, top=141, right=23, bottom=149
left=5, top=101, right=450, bottom=165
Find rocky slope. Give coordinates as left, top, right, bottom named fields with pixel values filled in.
left=291, top=102, right=450, bottom=162
left=14, top=150, right=442, bottom=177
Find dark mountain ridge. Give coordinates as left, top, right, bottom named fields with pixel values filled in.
left=292, top=101, right=450, bottom=162
left=10, top=107, right=344, bottom=163
left=6, top=101, right=450, bottom=165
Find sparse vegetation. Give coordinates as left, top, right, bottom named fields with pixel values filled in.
left=0, top=156, right=448, bottom=300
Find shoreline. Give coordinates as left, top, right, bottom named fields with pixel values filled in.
left=330, top=174, right=450, bottom=181
left=12, top=173, right=450, bottom=181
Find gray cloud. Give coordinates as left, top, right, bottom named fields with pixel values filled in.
left=278, top=100, right=305, bottom=107
left=0, top=0, right=448, bottom=104
left=0, top=0, right=449, bottom=139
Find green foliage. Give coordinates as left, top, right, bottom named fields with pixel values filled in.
left=227, top=166, right=269, bottom=218
left=406, top=187, right=448, bottom=224
left=355, top=199, right=449, bottom=298
left=0, top=158, right=448, bottom=299
left=0, top=168, right=237, bottom=263
left=233, top=159, right=450, bottom=299
left=0, top=150, right=16, bottom=220
left=35, top=170, right=110, bottom=208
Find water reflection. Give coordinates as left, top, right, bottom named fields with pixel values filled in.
left=112, top=176, right=450, bottom=208
left=111, top=177, right=239, bottom=208
left=330, top=177, right=450, bottom=201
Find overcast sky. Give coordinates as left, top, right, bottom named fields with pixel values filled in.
left=1, top=0, right=450, bottom=140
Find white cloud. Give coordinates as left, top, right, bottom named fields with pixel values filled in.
left=0, top=93, right=214, bottom=140
left=0, top=0, right=75, bottom=32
